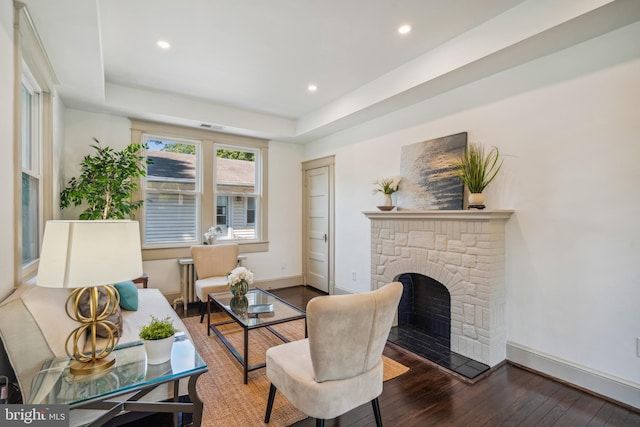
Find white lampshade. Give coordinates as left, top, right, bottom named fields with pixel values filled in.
left=37, top=220, right=143, bottom=288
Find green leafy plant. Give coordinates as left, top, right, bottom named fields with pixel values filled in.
left=60, top=139, right=151, bottom=220
left=139, top=316, right=177, bottom=341
left=452, top=143, right=503, bottom=194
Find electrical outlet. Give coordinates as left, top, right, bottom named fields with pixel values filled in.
left=280, top=262, right=286, bottom=270
left=352, top=271, right=357, bottom=281
left=637, top=337, right=640, bottom=357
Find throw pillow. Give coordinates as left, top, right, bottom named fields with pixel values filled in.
left=77, top=287, right=123, bottom=338
left=114, top=281, right=139, bottom=311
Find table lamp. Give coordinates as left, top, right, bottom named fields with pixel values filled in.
left=36, top=220, right=143, bottom=375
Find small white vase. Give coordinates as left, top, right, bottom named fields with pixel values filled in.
left=144, top=335, right=174, bottom=364
left=468, top=193, right=485, bottom=209
left=383, top=193, right=393, bottom=206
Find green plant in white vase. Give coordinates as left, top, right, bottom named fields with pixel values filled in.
left=452, top=143, right=503, bottom=209
left=139, top=316, right=177, bottom=364
left=373, top=176, right=401, bottom=210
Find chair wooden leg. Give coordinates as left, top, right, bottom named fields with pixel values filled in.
left=199, top=300, right=205, bottom=323
left=265, top=383, right=277, bottom=423
left=315, top=419, right=324, bottom=427
left=372, top=397, right=383, bottom=427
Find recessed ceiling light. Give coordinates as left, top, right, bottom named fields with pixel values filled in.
left=307, top=84, right=318, bottom=92
left=156, top=40, right=171, bottom=49
left=398, top=25, right=411, bottom=35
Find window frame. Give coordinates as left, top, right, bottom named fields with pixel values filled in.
left=131, top=120, right=269, bottom=260
left=214, top=144, right=261, bottom=243
left=20, top=69, right=43, bottom=269
left=14, top=2, right=58, bottom=284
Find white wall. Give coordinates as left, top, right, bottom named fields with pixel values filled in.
left=304, top=23, right=640, bottom=401
left=245, top=140, right=303, bottom=280
left=63, top=110, right=304, bottom=292
left=51, top=92, right=66, bottom=219
left=0, top=0, right=14, bottom=299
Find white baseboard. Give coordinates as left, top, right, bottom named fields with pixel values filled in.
left=255, top=275, right=303, bottom=290
left=333, top=286, right=352, bottom=295
left=507, top=341, right=640, bottom=410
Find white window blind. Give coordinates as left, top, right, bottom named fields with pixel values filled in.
left=144, top=192, right=198, bottom=244
left=143, top=136, right=199, bottom=245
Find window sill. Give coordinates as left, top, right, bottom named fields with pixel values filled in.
left=21, top=259, right=39, bottom=284
left=141, top=241, right=269, bottom=261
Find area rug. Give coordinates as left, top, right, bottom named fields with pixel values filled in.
left=183, top=313, right=409, bottom=427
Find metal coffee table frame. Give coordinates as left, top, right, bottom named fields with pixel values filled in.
left=207, top=288, right=306, bottom=384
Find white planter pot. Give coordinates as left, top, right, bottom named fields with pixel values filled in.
left=468, top=193, right=485, bottom=209
left=144, top=336, right=174, bottom=365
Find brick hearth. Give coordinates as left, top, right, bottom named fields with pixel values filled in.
left=364, top=210, right=513, bottom=367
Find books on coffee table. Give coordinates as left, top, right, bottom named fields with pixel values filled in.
left=248, top=303, right=274, bottom=314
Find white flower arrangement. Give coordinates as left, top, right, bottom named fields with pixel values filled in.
left=204, top=226, right=223, bottom=244
left=227, top=266, right=254, bottom=288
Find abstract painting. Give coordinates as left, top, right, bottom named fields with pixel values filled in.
left=397, top=132, right=466, bottom=210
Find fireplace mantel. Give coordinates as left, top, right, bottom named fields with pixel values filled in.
left=363, top=209, right=514, bottom=221
left=365, top=209, right=513, bottom=366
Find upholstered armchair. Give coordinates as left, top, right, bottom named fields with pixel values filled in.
left=264, top=281, right=403, bottom=427
left=191, top=244, right=239, bottom=322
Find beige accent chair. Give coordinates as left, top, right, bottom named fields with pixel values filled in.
left=264, top=282, right=403, bottom=427
left=191, top=244, right=239, bottom=322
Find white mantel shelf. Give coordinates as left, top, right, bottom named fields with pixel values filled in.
left=363, top=210, right=514, bottom=221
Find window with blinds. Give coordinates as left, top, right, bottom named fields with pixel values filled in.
left=134, top=120, right=268, bottom=252
left=143, top=136, right=199, bottom=245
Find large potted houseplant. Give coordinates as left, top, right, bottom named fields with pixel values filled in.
left=452, top=143, right=503, bottom=209
left=139, top=315, right=177, bottom=364
left=60, top=139, right=150, bottom=219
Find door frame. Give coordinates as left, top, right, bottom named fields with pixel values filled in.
left=301, top=155, right=335, bottom=294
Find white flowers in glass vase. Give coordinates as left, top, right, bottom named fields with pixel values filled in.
left=227, top=266, right=254, bottom=297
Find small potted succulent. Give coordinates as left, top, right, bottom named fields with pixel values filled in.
left=139, top=315, right=177, bottom=364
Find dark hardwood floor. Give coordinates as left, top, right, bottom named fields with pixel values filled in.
left=136, top=285, right=640, bottom=426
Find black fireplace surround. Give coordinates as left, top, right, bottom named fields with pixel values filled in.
left=388, top=273, right=489, bottom=380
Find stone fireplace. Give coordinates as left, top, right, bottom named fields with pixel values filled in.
left=364, top=210, right=513, bottom=367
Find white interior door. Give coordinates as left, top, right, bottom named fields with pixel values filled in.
left=305, top=166, right=329, bottom=292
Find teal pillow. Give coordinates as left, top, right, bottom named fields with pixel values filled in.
left=114, top=281, right=139, bottom=311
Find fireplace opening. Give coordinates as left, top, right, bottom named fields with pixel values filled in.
left=388, top=273, right=490, bottom=380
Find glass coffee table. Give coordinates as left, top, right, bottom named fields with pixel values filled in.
left=28, top=334, right=207, bottom=426
left=207, top=288, right=306, bottom=384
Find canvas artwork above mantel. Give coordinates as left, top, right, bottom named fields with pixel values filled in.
left=397, top=132, right=467, bottom=211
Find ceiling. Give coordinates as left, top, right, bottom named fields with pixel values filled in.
left=20, top=0, right=639, bottom=142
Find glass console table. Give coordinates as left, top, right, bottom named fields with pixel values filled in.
left=28, top=334, right=207, bottom=427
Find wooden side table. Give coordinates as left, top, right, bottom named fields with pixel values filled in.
left=133, top=273, right=149, bottom=288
